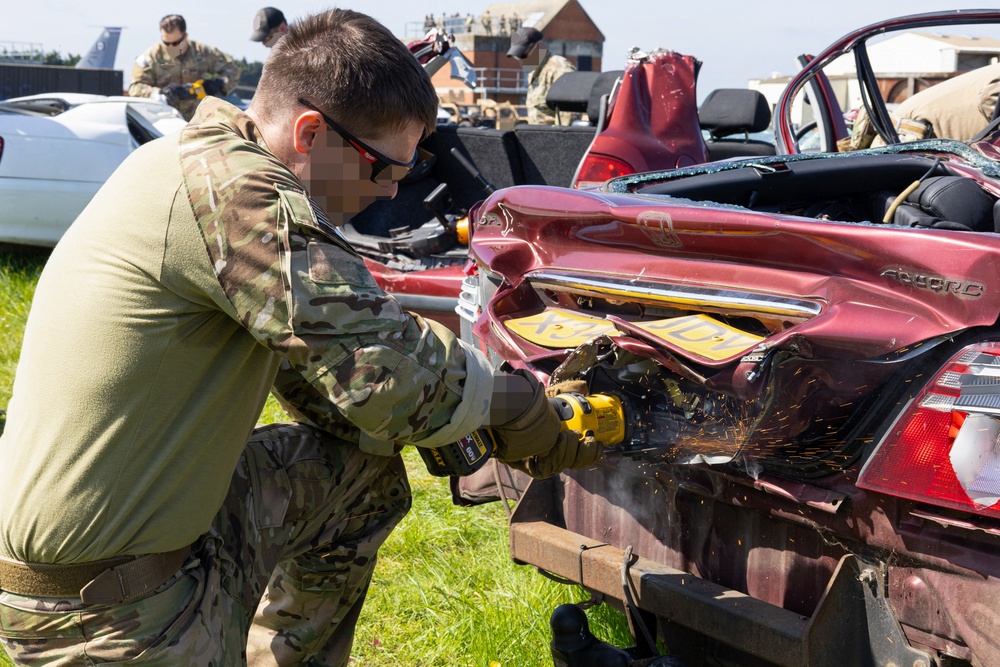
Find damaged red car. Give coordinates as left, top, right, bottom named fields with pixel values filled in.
left=459, top=9, right=1000, bottom=667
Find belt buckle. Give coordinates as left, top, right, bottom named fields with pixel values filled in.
left=79, top=567, right=126, bottom=605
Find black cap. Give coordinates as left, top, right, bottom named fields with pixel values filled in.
left=250, top=7, right=286, bottom=42
left=507, top=27, right=543, bottom=59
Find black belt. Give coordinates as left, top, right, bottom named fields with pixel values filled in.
left=0, top=545, right=192, bottom=604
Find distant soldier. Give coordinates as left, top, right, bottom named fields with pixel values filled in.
left=424, top=14, right=435, bottom=32
left=499, top=15, right=507, bottom=36
left=847, top=62, right=1000, bottom=151
left=250, top=7, right=289, bottom=49
left=465, top=13, right=475, bottom=33
left=507, top=26, right=575, bottom=125
left=510, top=13, right=521, bottom=32
left=481, top=10, right=493, bottom=36
left=129, top=14, right=240, bottom=121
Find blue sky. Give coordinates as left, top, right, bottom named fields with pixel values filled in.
left=7, top=1, right=991, bottom=99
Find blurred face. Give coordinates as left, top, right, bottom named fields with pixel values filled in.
left=520, top=44, right=545, bottom=67
left=299, top=113, right=424, bottom=226
left=263, top=23, right=288, bottom=48
left=161, top=28, right=188, bottom=58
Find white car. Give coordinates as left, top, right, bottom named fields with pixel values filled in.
left=0, top=93, right=187, bottom=247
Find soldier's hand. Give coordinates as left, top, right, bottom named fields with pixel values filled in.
left=491, top=373, right=561, bottom=464
left=544, top=379, right=588, bottom=399
left=202, top=78, right=224, bottom=96
left=491, top=371, right=603, bottom=478
left=506, top=430, right=602, bottom=479
left=161, top=82, right=194, bottom=104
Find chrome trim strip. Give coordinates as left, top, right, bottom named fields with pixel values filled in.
left=527, top=271, right=822, bottom=318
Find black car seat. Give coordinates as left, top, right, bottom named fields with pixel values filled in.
left=699, top=88, right=776, bottom=161
left=888, top=175, right=998, bottom=232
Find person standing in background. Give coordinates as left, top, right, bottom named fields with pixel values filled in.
left=508, top=26, right=575, bottom=125
left=251, top=7, right=289, bottom=48
left=129, top=14, right=240, bottom=121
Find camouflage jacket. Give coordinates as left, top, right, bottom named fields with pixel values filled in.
left=181, top=98, right=494, bottom=452
left=526, top=53, right=575, bottom=125
left=129, top=39, right=241, bottom=120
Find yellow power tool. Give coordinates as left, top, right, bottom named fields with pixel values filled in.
left=189, top=80, right=207, bottom=100
left=547, top=392, right=627, bottom=448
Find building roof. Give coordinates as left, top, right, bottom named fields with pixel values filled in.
left=912, top=32, right=1000, bottom=51
left=481, top=0, right=603, bottom=40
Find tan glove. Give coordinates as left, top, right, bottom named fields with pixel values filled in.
left=506, top=431, right=603, bottom=479
left=544, top=379, right=588, bottom=398
left=492, top=373, right=604, bottom=479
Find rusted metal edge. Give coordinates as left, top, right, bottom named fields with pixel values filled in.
left=509, top=519, right=810, bottom=666
left=510, top=520, right=937, bottom=667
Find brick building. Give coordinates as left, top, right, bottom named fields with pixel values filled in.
left=425, top=0, right=603, bottom=105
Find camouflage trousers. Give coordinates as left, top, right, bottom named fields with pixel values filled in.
left=0, top=422, right=412, bottom=666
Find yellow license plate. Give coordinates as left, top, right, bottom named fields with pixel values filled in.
left=504, top=309, right=763, bottom=361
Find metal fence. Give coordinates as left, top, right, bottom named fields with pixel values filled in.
left=473, top=67, right=528, bottom=93
left=0, top=41, right=44, bottom=64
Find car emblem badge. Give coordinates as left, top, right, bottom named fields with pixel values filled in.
left=636, top=211, right=682, bottom=248
left=881, top=269, right=984, bottom=298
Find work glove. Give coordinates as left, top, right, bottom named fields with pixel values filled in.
left=544, top=379, right=589, bottom=398
left=161, top=82, right=194, bottom=104
left=201, top=78, right=224, bottom=96
left=507, top=431, right=602, bottom=479
left=491, top=372, right=603, bottom=478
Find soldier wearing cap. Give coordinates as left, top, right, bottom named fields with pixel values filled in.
left=0, top=8, right=600, bottom=665
left=508, top=26, right=575, bottom=125
left=129, top=14, right=240, bottom=121
left=252, top=7, right=289, bottom=48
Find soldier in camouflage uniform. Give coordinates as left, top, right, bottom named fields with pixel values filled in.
left=507, top=27, right=575, bottom=125
left=0, top=8, right=600, bottom=666
left=129, top=14, right=241, bottom=121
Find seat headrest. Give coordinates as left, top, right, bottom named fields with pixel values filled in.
left=699, top=88, right=772, bottom=137
left=587, top=70, right=624, bottom=124
left=545, top=71, right=602, bottom=112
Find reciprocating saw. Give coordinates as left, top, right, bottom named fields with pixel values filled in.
left=418, top=392, right=628, bottom=477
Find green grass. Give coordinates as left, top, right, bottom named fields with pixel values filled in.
left=351, top=449, right=632, bottom=666
left=0, top=248, right=47, bottom=410
left=0, top=250, right=632, bottom=666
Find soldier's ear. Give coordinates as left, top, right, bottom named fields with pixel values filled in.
left=292, top=111, right=324, bottom=154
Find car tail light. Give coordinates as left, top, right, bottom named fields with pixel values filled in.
left=573, top=153, right=634, bottom=189
left=859, top=342, right=1000, bottom=517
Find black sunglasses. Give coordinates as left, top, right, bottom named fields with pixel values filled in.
left=162, top=33, right=187, bottom=47
left=298, top=99, right=418, bottom=184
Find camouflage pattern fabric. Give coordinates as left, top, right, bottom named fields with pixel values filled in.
left=179, top=99, right=493, bottom=453
left=0, top=423, right=411, bottom=666
left=526, top=53, right=575, bottom=125
left=129, top=39, right=241, bottom=120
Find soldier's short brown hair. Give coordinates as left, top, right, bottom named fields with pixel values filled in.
left=160, top=14, right=186, bottom=34
left=252, top=8, right=437, bottom=139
